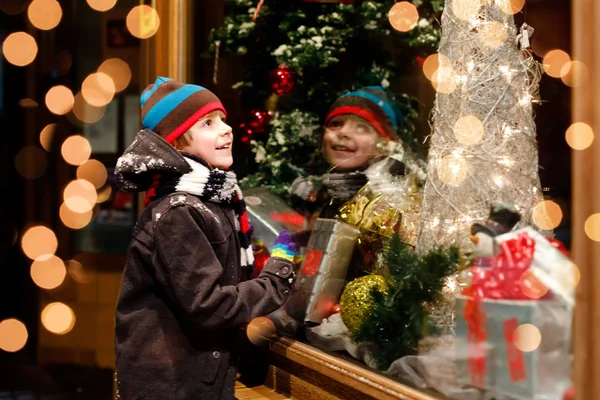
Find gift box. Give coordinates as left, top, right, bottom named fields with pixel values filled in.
left=455, top=296, right=571, bottom=400
left=285, top=218, right=360, bottom=324
left=242, top=187, right=306, bottom=251
left=455, top=228, right=573, bottom=399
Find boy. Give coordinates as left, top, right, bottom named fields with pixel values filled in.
left=114, top=77, right=296, bottom=400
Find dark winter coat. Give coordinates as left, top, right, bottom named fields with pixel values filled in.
left=114, top=130, right=294, bottom=400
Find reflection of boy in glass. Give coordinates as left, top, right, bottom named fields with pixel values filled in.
left=291, top=86, right=406, bottom=226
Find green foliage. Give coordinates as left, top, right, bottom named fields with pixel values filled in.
left=207, top=0, right=442, bottom=193
left=353, top=234, right=460, bottom=370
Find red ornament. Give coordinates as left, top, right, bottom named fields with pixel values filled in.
left=269, top=64, right=296, bottom=96
left=247, top=109, right=272, bottom=133
left=563, top=388, right=574, bottom=400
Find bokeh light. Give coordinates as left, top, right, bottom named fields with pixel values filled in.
left=59, top=203, right=93, bottom=230
left=86, top=0, right=117, bottom=12
left=0, top=319, right=28, bottom=353
left=532, top=200, right=563, bottom=230
left=30, top=255, right=66, bottom=290
left=480, top=21, right=508, bottom=50
left=513, top=324, right=542, bottom=352
left=437, top=154, right=468, bottom=186
left=555, top=261, right=581, bottom=291
left=452, top=0, right=483, bottom=22
left=72, top=92, right=106, bottom=124
left=67, top=259, right=96, bottom=284
left=422, top=53, right=444, bottom=81
left=96, top=185, right=112, bottom=203
left=431, top=61, right=458, bottom=94
left=565, top=122, right=594, bottom=150
left=246, top=317, right=277, bottom=347
left=388, top=2, right=419, bottom=32
left=40, top=124, right=57, bottom=152
left=63, top=179, right=97, bottom=213
left=98, top=58, right=131, bottom=92
left=2, top=32, right=38, bottom=66
left=77, top=160, right=107, bottom=189
left=45, top=85, right=74, bottom=115
left=61, top=135, right=92, bottom=166
left=126, top=5, right=160, bottom=39
left=82, top=72, right=115, bottom=107
left=41, top=303, right=75, bottom=335
left=27, top=0, right=62, bottom=30
left=542, top=50, right=571, bottom=78
left=454, top=115, right=484, bottom=145
left=21, top=225, right=57, bottom=261
left=19, top=98, right=38, bottom=109
left=519, top=269, right=549, bottom=300
left=14, top=146, right=47, bottom=180
left=584, top=214, right=600, bottom=242
left=561, top=60, right=589, bottom=88
left=498, top=0, right=525, bottom=15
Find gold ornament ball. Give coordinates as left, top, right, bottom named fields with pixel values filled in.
left=340, top=275, right=388, bottom=334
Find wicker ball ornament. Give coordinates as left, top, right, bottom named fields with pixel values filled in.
left=339, top=275, right=388, bottom=334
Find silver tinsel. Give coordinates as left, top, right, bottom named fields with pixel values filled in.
left=416, top=0, right=545, bottom=255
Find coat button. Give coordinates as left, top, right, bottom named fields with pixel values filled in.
left=281, top=266, right=290, bottom=275
left=212, top=351, right=221, bottom=359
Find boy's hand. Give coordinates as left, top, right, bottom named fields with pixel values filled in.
left=271, top=230, right=296, bottom=262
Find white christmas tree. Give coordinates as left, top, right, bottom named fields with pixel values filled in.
left=416, top=0, right=545, bottom=254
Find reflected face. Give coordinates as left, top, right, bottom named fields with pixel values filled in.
left=177, top=111, right=234, bottom=169
left=321, top=114, right=380, bottom=171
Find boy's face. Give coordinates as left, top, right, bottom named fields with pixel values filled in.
left=177, top=111, right=234, bottom=169
left=321, top=114, right=380, bottom=171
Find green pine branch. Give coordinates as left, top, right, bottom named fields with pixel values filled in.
left=353, top=233, right=460, bottom=369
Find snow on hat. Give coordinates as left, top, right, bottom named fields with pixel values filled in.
left=140, top=77, right=226, bottom=143
left=325, top=86, right=399, bottom=141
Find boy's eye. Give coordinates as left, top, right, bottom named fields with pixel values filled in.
left=356, top=124, right=368, bottom=133
left=328, top=120, right=343, bottom=128
left=202, top=119, right=212, bottom=127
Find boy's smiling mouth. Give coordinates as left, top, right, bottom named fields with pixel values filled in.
left=330, top=144, right=355, bottom=153
left=216, top=143, right=231, bottom=150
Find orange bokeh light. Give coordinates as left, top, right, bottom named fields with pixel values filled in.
left=21, top=225, right=57, bottom=261
left=542, top=49, right=571, bottom=78
left=72, top=92, right=106, bottom=124
left=40, top=124, right=57, bottom=152
left=532, top=200, right=563, bottom=230
left=30, top=255, right=66, bottom=290
left=2, top=32, right=38, bottom=66
left=61, top=135, right=92, bottom=166
left=86, top=0, right=117, bottom=12
left=0, top=319, right=28, bottom=352
left=498, top=0, right=525, bottom=15
left=585, top=214, right=600, bottom=242
left=63, top=179, right=97, bottom=213
left=388, top=2, right=419, bottom=32
left=81, top=72, right=115, bottom=107
left=126, top=5, right=160, bottom=39
left=513, top=324, right=541, bottom=352
left=98, top=58, right=132, bottom=92
left=77, top=160, right=107, bottom=189
left=27, top=0, right=62, bottom=30
left=41, top=303, right=76, bottom=335
left=59, top=203, right=93, bottom=230
left=565, top=122, right=594, bottom=150
left=46, top=85, right=74, bottom=115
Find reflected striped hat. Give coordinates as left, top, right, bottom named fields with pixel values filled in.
left=140, top=77, right=226, bottom=143
left=325, top=86, right=399, bottom=141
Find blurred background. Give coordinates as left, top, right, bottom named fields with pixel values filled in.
left=0, top=0, right=573, bottom=398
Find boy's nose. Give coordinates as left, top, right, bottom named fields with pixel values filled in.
left=221, top=122, right=233, bottom=136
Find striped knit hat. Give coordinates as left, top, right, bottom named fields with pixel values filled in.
left=140, top=77, right=226, bottom=143
left=325, top=86, right=399, bottom=141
